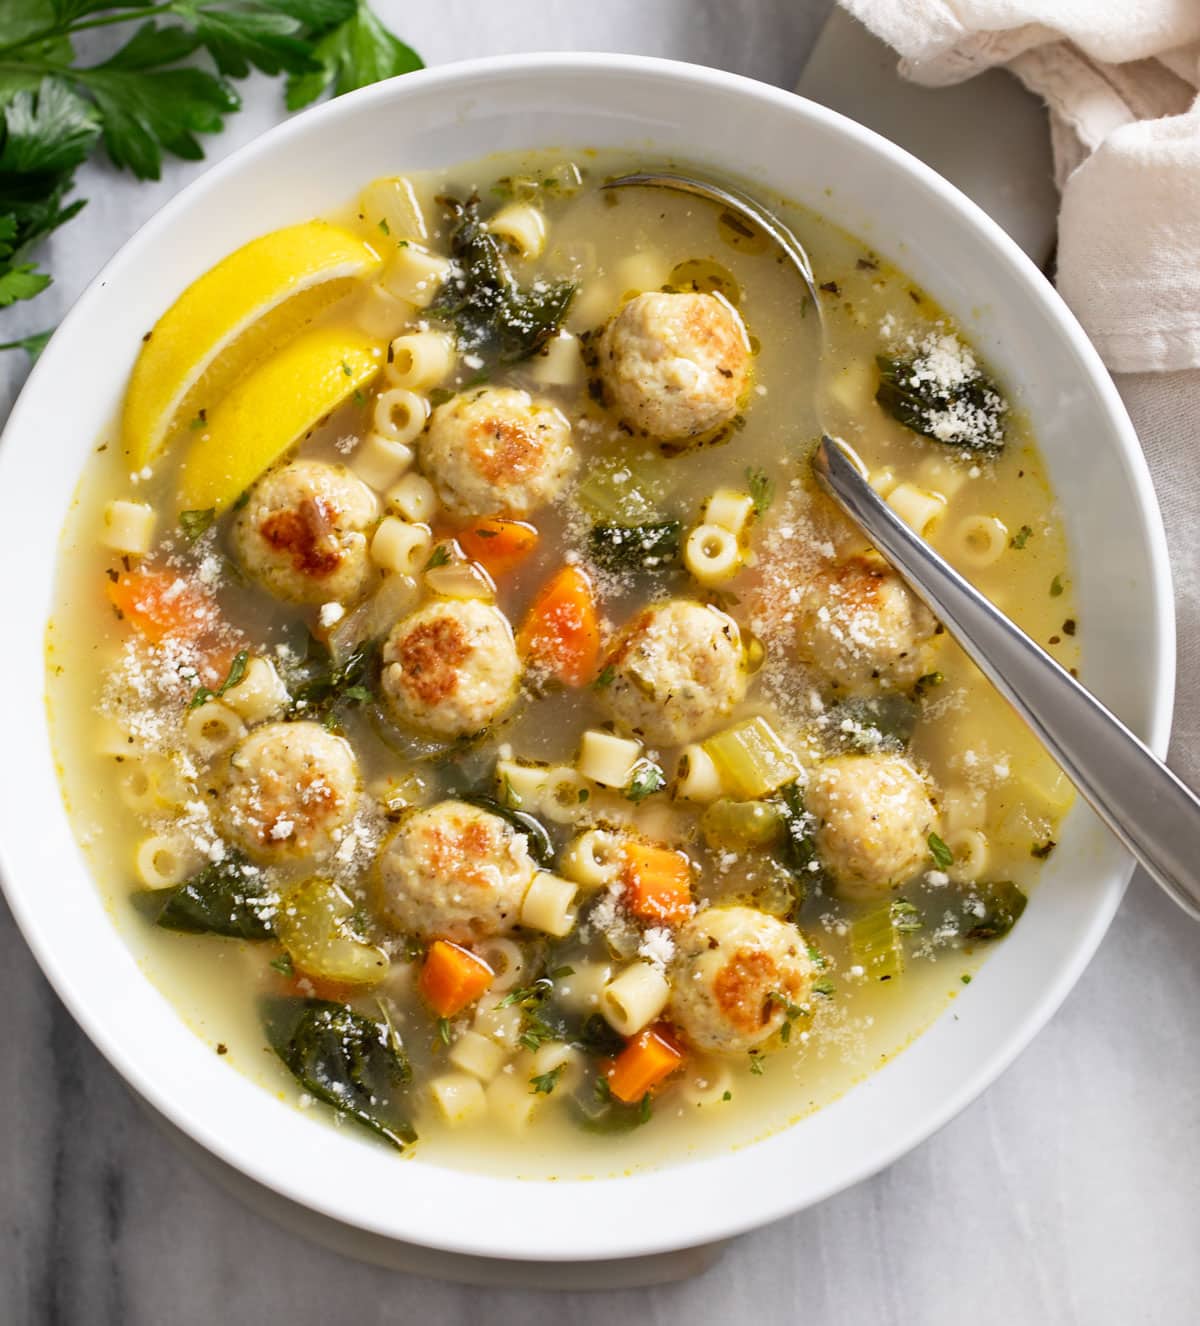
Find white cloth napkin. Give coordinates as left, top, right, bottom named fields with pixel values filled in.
left=837, top=0, right=1200, bottom=787
left=842, top=0, right=1200, bottom=375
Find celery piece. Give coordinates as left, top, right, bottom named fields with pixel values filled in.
left=275, top=878, right=389, bottom=986
left=576, top=449, right=672, bottom=523
left=850, top=904, right=905, bottom=982
left=700, top=798, right=784, bottom=851
left=703, top=716, right=799, bottom=800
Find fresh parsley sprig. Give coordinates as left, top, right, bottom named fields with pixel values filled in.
left=0, top=2, right=422, bottom=355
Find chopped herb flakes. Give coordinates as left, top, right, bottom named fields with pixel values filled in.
left=1010, top=525, right=1033, bottom=549
left=928, top=832, right=954, bottom=870
left=746, top=466, right=774, bottom=516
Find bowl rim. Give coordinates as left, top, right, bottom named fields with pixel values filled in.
left=0, top=51, right=1176, bottom=1261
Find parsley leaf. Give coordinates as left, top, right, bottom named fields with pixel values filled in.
left=624, top=758, right=666, bottom=803
left=529, top=1064, right=565, bottom=1095
left=1010, top=524, right=1033, bottom=550
left=285, top=0, right=423, bottom=110
left=928, top=831, right=954, bottom=870
left=745, top=466, right=773, bottom=517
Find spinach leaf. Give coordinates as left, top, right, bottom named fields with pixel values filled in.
left=588, top=521, right=681, bottom=573
left=571, top=1076, right=652, bottom=1134
left=963, top=881, right=1028, bottom=940
left=876, top=353, right=1005, bottom=452
left=287, top=635, right=377, bottom=726
left=826, top=694, right=918, bottom=753
left=153, top=854, right=276, bottom=939
left=460, top=793, right=555, bottom=869
left=264, top=997, right=416, bottom=1150
left=773, top=781, right=825, bottom=914
left=428, top=194, right=574, bottom=365
left=575, top=1012, right=625, bottom=1060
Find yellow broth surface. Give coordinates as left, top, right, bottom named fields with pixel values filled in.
left=47, top=149, right=1077, bottom=1177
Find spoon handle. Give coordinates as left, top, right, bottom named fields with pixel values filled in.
left=812, top=436, right=1200, bottom=921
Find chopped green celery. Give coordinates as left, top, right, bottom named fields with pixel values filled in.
left=964, top=880, right=1028, bottom=939
left=703, top=716, right=799, bottom=799
left=576, top=449, right=673, bottom=523
left=850, top=904, right=905, bottom=981
left=274, top=878, right=389, bottom=986
left=700, top=798, right=783, bottom=851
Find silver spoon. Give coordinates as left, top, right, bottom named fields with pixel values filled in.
left=606, top=168, right=1200, bottom=920
left=813, top=436, right=1200, bottom=921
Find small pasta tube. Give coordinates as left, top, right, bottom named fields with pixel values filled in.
left=95, top=715, right=139, bottom=759
left=601, top=962, right=671, bottom=1037
left=486, top=201, right=547, bottom=259
left=371, top=517, right=432, bottom=577
left=221, top=656, right=288, bottom=726
left=685, top=523, right=741, bottom=585
left=448, top=1029, right=509, bottom=1083
left=577, top=729, right=642, bottom=789
left=527, top=330, right=584, bottom=386
left=825, top=359, right=874, bottom=413
left=952, top=514, right=1009, bottom=568
left=472, top=997, right=523, bottom=1051
left=134, top=833, right=203, bottom=890
left=486, top=1069, right=541, bottom=1131
left=184, top=701, right=246, bottom=762
left=386, top=330, right=456, bottom=391
left=614, top=251, right=670, bottom=295
left=349, top=431, right=415, bottom=491
left=118, top=757, right=185, bottom=814
left=359, top=175, right=428, bottom=242
left=703, top=489, right=755, bottom=538
left=380, top=243, right=453, bottom=308
left=495, top=758, right=552, bottom=811
left=101, top=500, right=156, bottom=556
left=474, top=936, right=527, bottom=993
left=674, top=744, right=724, bottom=803
left=941, top=784, right=987, bottom=835
left=525, top=1039, right=584, bottom=1092
left=429, top=1072, right=488, bottom=1127
left=916, top=455, right=970, bottom=500
left=567, top=278, right=616, bottom=329
left=886, top=481, right=947, bottom=540
left=354, top=283, right=416, bottom=340
left=868, top=467, right=899, bottom=497
left=540, top=766, right=593, bottom=823
left=555, top=960, right=614, bottom=1015
left=386, top=472, right=438, bottom=524
left=946, top=828, right=989, bottom=884
left=679, top=1058, right=734, bottom=1108
left=373, top=387, right=429, bottom=446
left=520, top=873, right=578, bottom=937
left=559, top=828, right=624, bottom=890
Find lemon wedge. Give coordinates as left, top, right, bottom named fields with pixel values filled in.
left=177, top=327, right=383, bottom=515
left=123, top=220, right=382, bottom=468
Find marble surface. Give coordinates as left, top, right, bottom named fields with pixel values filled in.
left=2, top=2, right=1199, bottom=1321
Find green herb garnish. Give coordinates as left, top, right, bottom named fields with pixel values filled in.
left=592, top=664, right=616, bottom=690
left=1050, top=574, right=1064, bottom=597
left=151, top=853, right=275, bottom=940
left=269, top=953, right=294, bottom=977
left=179, top=507, right=215, bottom=541
left=530, top=1064, right=565, bottom=1095
left=624, top=758, right=666, bottom=803
left=928, top=832, right=954, bottom=870
left=424, top=544, right=452, bottom=570
left=189, top=647, right=248, bottom=709
left=746, top=466, right=774, bottom=517
left=1010, top=524, right=1033, bottom=549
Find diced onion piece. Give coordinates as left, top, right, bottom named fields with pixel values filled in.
left=684, top=523, right=741, bottom=585
left=486, top=1069, right=541, bottom=1131
left=102, top=500, right=156, bottom=556
left=424, top=556, right=496, bottom=601
left=430, top=1072, right=488, bottom=1127
left=703, top=489, right=755, bottom=538
left=370, top=517, right=431, bottom=577
left=350, top=431, right=415, bottom=491
left=702, top=716, right=798, bottom=799
left=359, top=175, right=428, bottom=242
left=601, top=962, right=671, bottom=1037
left=519, top=872, right=578, bottom=937
left=577, top=729, right=642, bottom=788
left=386, top=472, right=438, bottom=523
left=527, top=330, right=584, bottom=385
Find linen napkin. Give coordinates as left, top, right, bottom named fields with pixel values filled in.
left=833, top=0, right=1200, bottom=786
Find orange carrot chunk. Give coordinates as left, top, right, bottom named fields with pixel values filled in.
left=418, top=940, right=494, bottom=1018
left=517, top=564, right=601, bottom=687
left=459, top=518, right=539, bottom=577
left=607, top=1024, right=686, bottom=1104
left=622, top=841, right=694, bottom=925
left=105, top=567, right=214, bottom=645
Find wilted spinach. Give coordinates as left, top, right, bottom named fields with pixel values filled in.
left=287, top=635, right=377, bottom=727
left=588, top=522, right=681, bottom=574
left=151, top=854, right=275, bottom=940
left=428, top=195, right=575, bottom=365
left=963, top=881, right=1028, bottom=940
left=876, top=354, right=1005, bottom=452
left=461, top=793, right=555, bottom=869
left=826, top=694, right=918, bottom=753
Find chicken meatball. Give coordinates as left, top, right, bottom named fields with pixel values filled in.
left=794, top=557, right=936, bottom=695
left=217, top=720, right=360, bottom=865
left=805, top=753, right=938, bottom=899
left=668, top=906, right=815, bottom=1054
left=420, top=386, right=575, bottom=517
left=598, top=599, right=746, bottom=745
left=381, top=598, right=520, bottom=736
left=376, top=800, right=536, bottom=941
left=231, top=460, right=378, bottom=606
left=598, top=291, right=751, bottom=443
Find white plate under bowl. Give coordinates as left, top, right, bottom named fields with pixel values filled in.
left=0, top=54, right=1173, bottom=1263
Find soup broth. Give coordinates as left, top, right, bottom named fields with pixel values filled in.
left=47, top=149, right=1077, bottom=1177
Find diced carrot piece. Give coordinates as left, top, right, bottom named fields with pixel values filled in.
left=606, top=1024, right=686, bottom=1104
left=622, top=841, right=693, bottom=925
left=517, top=565, right=601, bottom=687
left=418, top=939, right=494, bottom=1018
left=105, top=567, right=214, bottom=645
left=458, top=518, right=539, bottom=577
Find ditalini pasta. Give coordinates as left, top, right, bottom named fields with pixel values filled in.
left=47, top=148, right=1077, bottom=1177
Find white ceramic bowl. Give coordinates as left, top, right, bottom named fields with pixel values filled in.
left=0, top=54, right=1173, bottom=1262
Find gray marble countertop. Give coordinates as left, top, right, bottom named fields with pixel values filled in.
left=2, top=3, right=1198, bottom=1322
